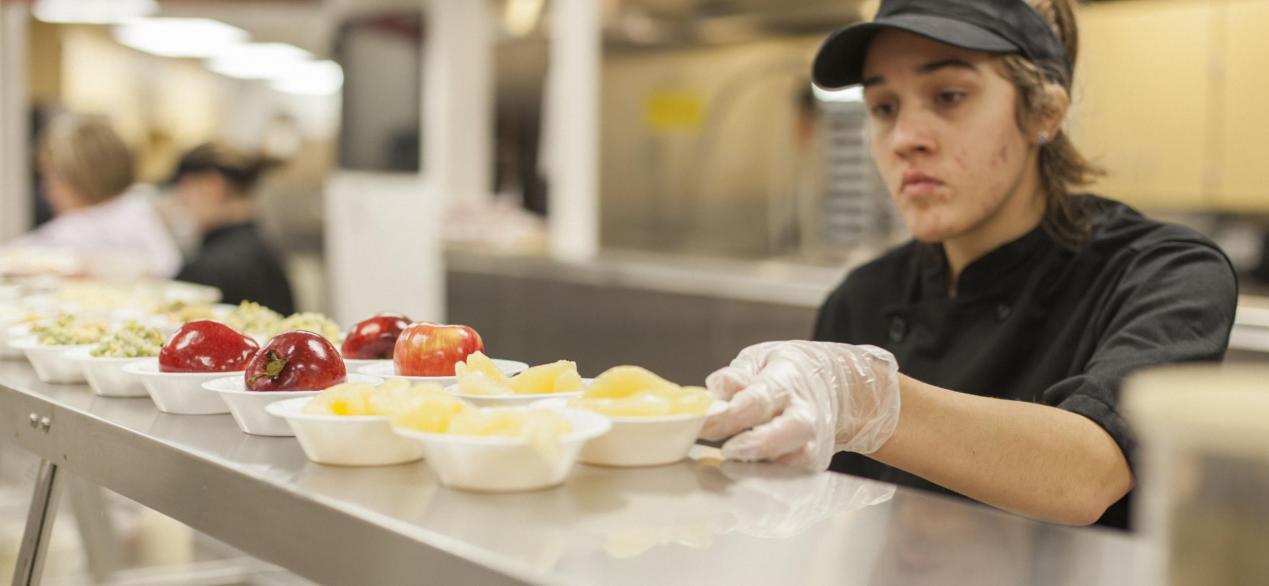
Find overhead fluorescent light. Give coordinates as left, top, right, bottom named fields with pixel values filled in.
left=812, top=85, right=864, bottom=104
left=113, top=18, right=248, bottom=58
left=34, top=0, right=158, bottom=24
left=207, top=43, right=311, bottom=79
left=271, top=60, right=344, bottom=96
left=503, top=0, right=545, bottom=37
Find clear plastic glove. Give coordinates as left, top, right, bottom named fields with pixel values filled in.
left=701, top=341, right=901, bottom=471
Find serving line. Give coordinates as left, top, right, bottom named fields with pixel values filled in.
left=0, top=360, right=1157, bottom=586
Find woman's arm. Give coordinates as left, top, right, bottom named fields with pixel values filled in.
left=872, top=374, right=1132, bottom=525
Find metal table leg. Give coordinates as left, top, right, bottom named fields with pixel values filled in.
left=65, top=474, right=117, bottom=583
left=12, top=460, right=62, bottom=586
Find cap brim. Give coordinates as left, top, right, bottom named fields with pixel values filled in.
left=813, top=14, right=1019, bottom=89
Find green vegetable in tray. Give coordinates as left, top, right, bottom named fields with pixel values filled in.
left=91, top=321, right=165, bottom=358
left=31, top=314, right=109, bottom=346
left=224, top=301, right=283, bottom=335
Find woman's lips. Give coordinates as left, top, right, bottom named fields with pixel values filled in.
left=900, top=171, right=944, bottom=198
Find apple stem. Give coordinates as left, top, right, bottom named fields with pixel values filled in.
left=250, top=351, right=288, bottom=385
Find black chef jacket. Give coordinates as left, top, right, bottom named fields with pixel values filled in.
left=814, top=195, right=1237, bottom=530
left=176, top=222, right=295, bottom=315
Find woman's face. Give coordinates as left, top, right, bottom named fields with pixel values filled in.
left=862, top=30, right=1038, bottom=244
left=177, top=172, right=228, bottom=230
left=39, top=164, right=85, bottom=215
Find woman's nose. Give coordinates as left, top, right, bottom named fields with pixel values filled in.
left=889, top=109, right=937, bottom=159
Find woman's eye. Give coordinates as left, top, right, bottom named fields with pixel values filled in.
left=869, top=102, right=897, bottom=120
left=935, top=91, right=966, bottom=107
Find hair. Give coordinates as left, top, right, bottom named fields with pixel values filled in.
left=38, top=114, right=135, bottom=205
left=172, top=143, right=279, bottom=197
left=1001, top=0, right=1104, bottom=249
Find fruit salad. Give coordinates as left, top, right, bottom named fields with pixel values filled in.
left=454, top=352, right=582, bottom=396
left=30, top=314, right=109, bottom=346
left=224, top=301, right=283, bottom=336
left=91, top=321, right=165, bottom=358
left=567, top=366, right=712, bottom=417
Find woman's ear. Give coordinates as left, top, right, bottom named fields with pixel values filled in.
left=1032, top=83, right=1070, bottom=145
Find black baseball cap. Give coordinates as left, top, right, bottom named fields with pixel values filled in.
left=812, top=0, right=1070, bottom=90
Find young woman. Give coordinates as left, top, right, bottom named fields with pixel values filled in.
left=701, top=0, right=1237, bottom=529
left=170, top=143, right=295, bottom=314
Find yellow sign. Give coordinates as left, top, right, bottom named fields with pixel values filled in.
left=644, top=90, right=705, bottom=133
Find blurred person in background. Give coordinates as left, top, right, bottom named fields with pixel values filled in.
left=170, top=143, right=295, bottom=314
left=701, top=0, right=1237, bottom=530
left=6, top=113, right=182, bottom=277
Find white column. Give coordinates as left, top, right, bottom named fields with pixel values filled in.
left=423, top=0, right=493, bottom=204
left=0, top=4, right=31, bottom=242
left=325, top=171, right=440, bottom=324
left=326, top=0, right=497, bottom=326
left=545, top=0, right=601, bottom=261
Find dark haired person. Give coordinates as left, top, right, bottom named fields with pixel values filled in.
left=701, top=0, right=1237, bottom=529
left=171, top=143, right=295, bottom=314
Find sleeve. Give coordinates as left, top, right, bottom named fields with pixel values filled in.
left=1039, top=240, right=1238, bottom=470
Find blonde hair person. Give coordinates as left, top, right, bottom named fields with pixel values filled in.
left=7, top=114, right=181, bottom=277
left=702, top=0, right=1236, bottom=530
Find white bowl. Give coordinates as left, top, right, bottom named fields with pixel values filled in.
left=11, top=338, right=91, bottom=384
left=0, top=322, right=28, bottom=359
left=342, top=358, right=389, bottom=373
left=203, top=373, right=384, bottom=437
left=539, top=398, right=727, bottom=467
left=266, top=396, right=426, bottom=466
left=359, top=358, right=528, bottom=386
left=63, top=347, right=150, bottom=397
left=442, top=379, right=590, bottom=408
left=122, top=359, right=234, bottom=415
left=393, top=407, right=611, bottom=492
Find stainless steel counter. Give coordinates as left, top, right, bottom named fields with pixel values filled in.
left=0, top=360, right=1157, bottom=586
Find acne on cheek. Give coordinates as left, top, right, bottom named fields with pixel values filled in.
left=993, top=145, right=1009, bottom=168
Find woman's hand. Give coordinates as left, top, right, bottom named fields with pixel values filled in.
left=701, top=341, right=901, bottom=471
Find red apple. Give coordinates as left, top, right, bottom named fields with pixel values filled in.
left=340, top=313, right=412, bottom=360
left=393, top=323, right=484, bottom=376
left=245, top=330, right=347, bottom=392
left=159, top=320, right=259, bottom=373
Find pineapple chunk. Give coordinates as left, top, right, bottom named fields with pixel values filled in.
left=586, top=366, right=677, bottom=398
left=508, top=360, right=584, bottom=395
left=568, top=368, right=712, bottom=417
left=454, top=352, right=511, bottom=385
left=369, top=380, right=447, bottom=415
left=447, top=408, right=570, bottom=437
left=304, top=382, right=375, bottom=416
left=456, top=371, right=513, bottom=396
left=448, top=409, right=574, bottom=462
left=671, top=386, right=714, bottom=414
left=390, top=391, right=473, bottom=433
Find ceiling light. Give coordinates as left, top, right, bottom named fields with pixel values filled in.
left=271, top=60, right=344, bottom=96
left=207, top=43, right=312, bottom=79
left=504, top=0, right=545, bottom=37
left=113, top=18, right=248, bottom=58
left=34, top=0, right=157, bottom=24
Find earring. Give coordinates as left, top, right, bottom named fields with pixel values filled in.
left=1037, top=131, right=1051, bottom=145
